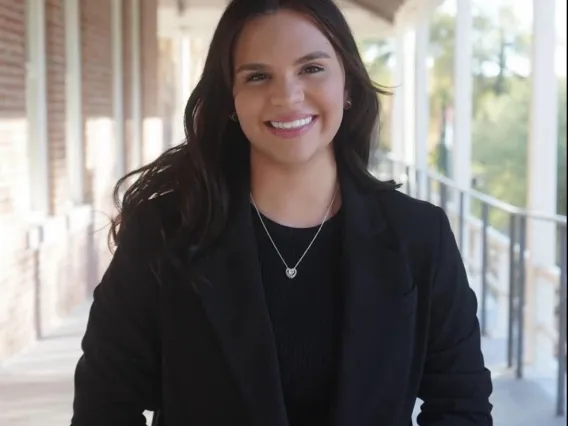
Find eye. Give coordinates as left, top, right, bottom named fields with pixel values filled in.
left=301, top=65, right=324, bottom=74
left=245, top=72, right=268, bottom=83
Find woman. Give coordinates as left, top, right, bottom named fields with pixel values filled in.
left=71, top=0, right=493, bottom=425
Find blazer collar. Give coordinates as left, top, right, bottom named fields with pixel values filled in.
left=332, top=163, right=417, bottom=426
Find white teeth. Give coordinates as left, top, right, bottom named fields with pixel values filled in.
left=270, top=116, right=313, bottom=129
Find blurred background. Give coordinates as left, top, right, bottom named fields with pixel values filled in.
left=0, top=0, right=566, bottom=425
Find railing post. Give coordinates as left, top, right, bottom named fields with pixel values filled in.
left=556, top=225, right=567, bottom=416
left=516, top=215, right=527, bottom=379
left=405, top=165, right=411, bottom=196
left=458, top=191, right=465, bottom=252
left=440, top=182, right=448, bottom=211
left=507, top=213, right=517, bottom=369
left=426, top=175, right=431, bottom=203
left=480, top=202, right=489, bottom=336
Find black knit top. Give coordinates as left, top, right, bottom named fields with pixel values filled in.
left=252, top=207, right=344, bottom=426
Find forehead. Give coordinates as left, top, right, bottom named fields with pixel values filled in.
left=233, top=9, right=337, bottom=66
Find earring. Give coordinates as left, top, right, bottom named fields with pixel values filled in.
left=229, top=112, right=238, bottom=122
left=344, top=99, right=352, bottom=110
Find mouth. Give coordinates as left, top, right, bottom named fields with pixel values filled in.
left=266, top=115, right=317, bottom=130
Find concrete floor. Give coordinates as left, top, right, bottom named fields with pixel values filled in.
left=0, top=301, right=565, bottom=426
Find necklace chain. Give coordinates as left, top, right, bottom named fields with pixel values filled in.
left=250, top=187, right=338, bottom=279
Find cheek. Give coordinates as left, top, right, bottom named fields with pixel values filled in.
left=233, top=92, right=251, bottom=118
left=233, top=92, right=266, bottom=142
left=312, top=85, right=345, bottom=125
left=309, top=76, right=344, bottom=107
left=234, top=92, right=262, bottom=125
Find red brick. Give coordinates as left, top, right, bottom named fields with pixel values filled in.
left=0, top=0, right=160, bottom=362
left=46, top=0, right=68, bottom=215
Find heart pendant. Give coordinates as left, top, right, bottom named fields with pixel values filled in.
left=285, top=268, right=297, bottom=279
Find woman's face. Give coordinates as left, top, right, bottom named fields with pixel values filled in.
left=232, top=9, right=347, bottom=167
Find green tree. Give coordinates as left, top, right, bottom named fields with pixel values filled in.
left=359, top=39, right=395, bottom=153
left=361, top=5, right=566, bottom=222
left=471, top=77, right=529, bottom=228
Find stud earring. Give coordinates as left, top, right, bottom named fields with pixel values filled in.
left=344, top=99, right=352, bottom=110
left=229, top=112, right=238, bottom=122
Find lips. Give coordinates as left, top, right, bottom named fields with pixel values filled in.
left=268, top=115, right=315, bottom=130
left=264, top=115, right=317, bottom=139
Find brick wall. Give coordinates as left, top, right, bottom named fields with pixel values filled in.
left=81, top=0, right=113, bottom=206
left=80, top=0, right=115, bottom=290
left=142, top=0, right=157, bottom=119
left=46, top=0, right=68, bottom=215
left=0, top=0, right=36, bottom=361
left=141, top=0, right=164, bottom=162
left=83, top=0, right=114, bottom=204
left=122, top=0, right=133, bottom=171
left=0, top=0, right=160, bottom=362
left=0, top=0, right=26, bottom=217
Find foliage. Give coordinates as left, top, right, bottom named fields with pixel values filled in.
left=361, top=3, right=567, bottom=226
left=359, top=39, right=395, bottom=154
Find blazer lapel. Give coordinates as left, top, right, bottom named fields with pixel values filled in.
left=195, top=176, right=289, bottom=426
left=332, top=168, right=418, bottom=426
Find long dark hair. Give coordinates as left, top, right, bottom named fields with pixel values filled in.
left=110, top=0, right=396, bottom=255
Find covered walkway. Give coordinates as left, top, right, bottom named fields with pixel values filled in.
left=0, top=0, right=566, bottom=424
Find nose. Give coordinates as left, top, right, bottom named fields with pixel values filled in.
left=269, top=76, right=304, bottom=107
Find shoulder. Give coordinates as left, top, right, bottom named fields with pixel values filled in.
left=376, top=189, right=445, bottom=232
left=370, top=188, right=463, bottom=294
left=373, top=188, right=451, bottom=258
left=115, top=190, right=183, bottom=253
left=125, top=190, right=181, bottom=228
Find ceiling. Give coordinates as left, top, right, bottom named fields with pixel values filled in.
left=161, top=0, right=407, bottom=22
left=156, top=0, right=441, bottom=39
left=348, top=0, right=405, bottom=22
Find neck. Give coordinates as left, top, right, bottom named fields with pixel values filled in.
left=250, top=149, right=340, bottom=228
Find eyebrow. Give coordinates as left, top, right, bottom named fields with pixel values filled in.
left=235, top=50, right=331, bottom=74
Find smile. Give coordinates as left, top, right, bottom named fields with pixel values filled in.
left=269, top=116, right=314, bottom=129
left=265, top=115, right=317, bottom=139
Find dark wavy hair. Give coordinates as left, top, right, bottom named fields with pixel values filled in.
left=110, top=0, right=397, bottom=256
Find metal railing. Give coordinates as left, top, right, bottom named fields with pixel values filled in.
left=373, top=153, right=567, bottom=416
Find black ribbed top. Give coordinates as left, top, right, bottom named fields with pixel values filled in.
left=252, top=206, right=344, bottom=426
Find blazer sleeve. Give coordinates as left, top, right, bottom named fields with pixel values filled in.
left=71, top=209, right=161, bottom=426
left=416, top=207, right=493, bottom=425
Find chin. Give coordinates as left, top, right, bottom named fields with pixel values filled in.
left=250, top=130, right=334, bottom=165
left=268, top=146, right=332, bottom=169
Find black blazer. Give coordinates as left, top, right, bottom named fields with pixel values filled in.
left=71, top=167, right=493, bottom=426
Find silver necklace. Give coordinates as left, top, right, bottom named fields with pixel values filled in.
left=250, top=187, right=338, bottom=279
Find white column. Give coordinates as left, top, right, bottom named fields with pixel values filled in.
left=390, top=24, right=406, bottom=176
left=402, top=29, right=416, bottom=168
left=131, top=0, right=142, bottom=168
left=193, top=31, right=213, bottom=89
left=26, top=0, right=50, bottom=214
left=453, top=0, right=473, bottom=261
left=414, top=15, right=430, bottom=199
left=527, top=0, right=558, bottom=266
left=65, top=0, right=84, bottom=204
left=111, top=0, right=125, bottom=178
left=453, top=0, right=472, bottom=191
left=180, top=33, right=192, bottom=106
left=171, top=31, right=191, bottom=146
left=527, top=0, right=558, bottom=369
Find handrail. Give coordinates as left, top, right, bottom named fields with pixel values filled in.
left=380, top=152, right=567, bottom=224
left=377, top=152, right=567, bottom=417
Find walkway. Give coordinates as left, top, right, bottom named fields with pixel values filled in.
left=0, top=302, right=564, bottom=426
